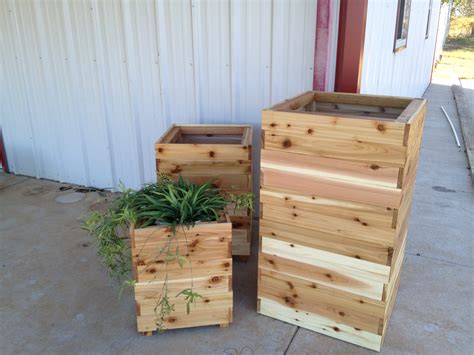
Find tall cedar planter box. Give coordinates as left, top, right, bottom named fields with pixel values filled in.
left=130, top=221, right=233, bottom=334
left=156, top=125, right=253, bottom=259
left=257, top=91, right=426, bottom=351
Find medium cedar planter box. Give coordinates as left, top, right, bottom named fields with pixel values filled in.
left=130, top=221, right=233, bottom=334
left=257, top=91, right=426, bottom=351
left=156, top=125, right=253, bottom=259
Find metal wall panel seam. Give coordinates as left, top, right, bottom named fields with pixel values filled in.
left=88, top=0, right=118, bottom=189
left=10, top=0, right=41, bottom=178
left=119, top=0, right=145, bottom=186
left=190, top=0, right=202, bottom=122
left=61, top=1, right=91, bottom=186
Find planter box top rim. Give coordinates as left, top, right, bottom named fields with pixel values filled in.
left=265, top=91, right=426, bottom=124
left=157, top=124, right=252, bottom=146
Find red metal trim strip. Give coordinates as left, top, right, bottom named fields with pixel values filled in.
left=335, top=0, right=368, bottom=93
left=0, top=128, right=9, bottom=173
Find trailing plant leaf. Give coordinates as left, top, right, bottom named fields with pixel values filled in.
left=176, top=288, right=203, bottom=315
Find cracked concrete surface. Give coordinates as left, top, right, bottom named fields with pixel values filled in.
left=0, top=83, right=473, bottom=354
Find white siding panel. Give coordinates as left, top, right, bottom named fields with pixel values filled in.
left=0, top=0, right=317, bottom=189
left=0, top=1, right=37, bottom=177
left=360, top=0, right=441, bottom=97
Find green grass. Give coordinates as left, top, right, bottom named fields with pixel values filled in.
left=435, top=34, right=474, bottom=80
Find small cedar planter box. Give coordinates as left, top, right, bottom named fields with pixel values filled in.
left=156, top=125, right=253, bottom=259
left=258, top=91, right=426, bottom=351
left=130, top=221, right=233, bottom=334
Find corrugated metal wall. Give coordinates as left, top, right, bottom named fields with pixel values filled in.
left=0, top=0, right=317, bottom=189
left=360, top=0, right=441, bottom=97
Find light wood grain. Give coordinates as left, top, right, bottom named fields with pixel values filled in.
left=263, top=132, right=407, bottom=167
left=259, top=298, right=382, bottom=351
left=262, top=110, right=406, bottom=146
left=262, top=149, right=400, bottom=188
left=261, top=203, right=396, bottom=247
left=259, top=219, right=392, bottom=265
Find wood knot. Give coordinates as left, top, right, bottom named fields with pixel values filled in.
left=369, top=164, right=379, bottom=170
left=325, top=273, right=332, bottom=279
left=168, top=317, right=176, bottom=323
left=377, top=124, right=385, bottom=132
left=292, top=213, right=297, bottom=217
left=268, top=259, right=275, bottom=265
left=158, top=148, right=163, bottom=153
left=339, top=311, right=345, bottom=316
left=287, top=281, right=294, bottom=290
left=354, top=255, right=361, bottom=259
left=286, top=124, right=291, bottom=128
left=171, top=166, right=182, bottom=173
left=270, top=123, right=277, bottom=127
left=333, top=326, right=340, bottom=332
left=271, top=232, right=276, bottom=236
left=210, top=276, right=221, bottom=283
left=224, top=262, right=230, bottom=267
left=310, top=283, right=317, bottom=289
left=148, top=268, right=156, bottom=274
left=290, top=244, right=295, bottom=248
left=204, top=299, right=210, bottom=303
left=284, top=296, right=295, bottom=307
left=209, top=151, right=215, bottom=158
left=282, top=139, right=292, bottom=148
left=307, top=128, right=313, bottom=134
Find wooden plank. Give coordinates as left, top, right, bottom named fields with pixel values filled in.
left=178, top=134, right=244, bottom=144
left=242, top=126, right=253, bottom=146
left=261, top=166, right=402, bottom=209
left=258, top=286, right=381, bottom=334
left=313, top=101, right=404, bottom=117
left=263, top=133, right=407, bottom=167
left=156, top=125, right=180, bottom=144
left=133, top=222, right=231, bottom=243
left=261, top=238, right=390, bottom=285
left=135, top=275, right=232, bottom=300
left=259, top=269, right=386, bottom=318
left=137, top=307, right=231, bottom=331
left=259, top=299, right=382, bottom=351
left=138, top=292, right=232, bottom=316
left=260, top=187, right=394, bottom=228
left=261, top=204, right=396, bottom=247
left=313, top=91, right=412, bottom=109
left=167, top=174, right=250, bottom=192
left=262, top=110, right=407, bottom=146
left=157, top=160, right=251, bottom=175
left=262, top=149, right=399, bottom=188
left=259, top=252, right=385, bottom=301
left=269, top=92, right=316, bottom=111
left=259, top=252, right=383, bottom=301
left=177, top=125, right=247, bottom=135
left=260, top=219, right=392, bottom=265
left=136, top=258, right=232, bottom=283
left=155, top=144, right=250, bottom=162
left=396, top=99, right=426, bottom=124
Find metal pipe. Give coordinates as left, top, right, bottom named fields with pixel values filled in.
left=440, top=106, right=461, bottom=147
